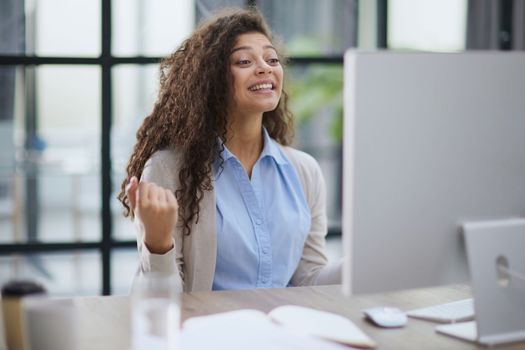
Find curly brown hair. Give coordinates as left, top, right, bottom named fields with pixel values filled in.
left=118, top=8, right=294, bottom=236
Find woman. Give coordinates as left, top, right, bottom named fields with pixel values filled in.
left=118, top=8, right=341, bottom=292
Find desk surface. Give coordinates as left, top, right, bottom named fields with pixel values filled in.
left=4, top=284, right=524, bottom=350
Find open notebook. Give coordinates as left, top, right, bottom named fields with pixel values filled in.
left=182, top=305, right=376, bottom=349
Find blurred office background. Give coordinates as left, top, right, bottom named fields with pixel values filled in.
left=0, top=0, right=523, bottom=296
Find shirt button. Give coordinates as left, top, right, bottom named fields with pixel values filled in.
left=262, top=279, right=268, bottom=284
left=263, top=248, right=269, bottom=254
left=255, top=218, right=263, bottom=225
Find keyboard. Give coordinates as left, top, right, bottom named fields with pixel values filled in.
left=406, top=298, right=475, bottom=323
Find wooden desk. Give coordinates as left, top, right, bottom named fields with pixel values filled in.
left=180, top=284, right=522, bottom=350
left=4, top=284, right=524, bottom=349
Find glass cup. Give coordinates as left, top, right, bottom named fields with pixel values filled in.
left=131, top=272, right=181, bottom=350
left=1, top=280, right=46, bottom=350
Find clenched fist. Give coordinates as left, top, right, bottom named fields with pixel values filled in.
left=126, top=176, right=178, bottom=254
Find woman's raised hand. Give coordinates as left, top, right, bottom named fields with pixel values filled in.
left=126, top=176, right=178, bottom=254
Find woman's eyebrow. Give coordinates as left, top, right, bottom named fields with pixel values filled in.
left=231, top=45, right=277, bottom=54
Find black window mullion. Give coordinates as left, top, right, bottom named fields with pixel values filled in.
left=101, top=0, right=112, bottom=296
left=0, top=56, right=101, bottom=65
left=0, top=241, right=136, bottom=254
left=289, top=56, right=343, bottom=64
left=0, top=56, right=166, bottom=65
left=377, top=0, right=388, bottom=48
left=499, top=0, right=513, bottom=50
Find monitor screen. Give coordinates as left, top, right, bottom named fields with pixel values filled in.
left=342, top=51, right=525, bottom=295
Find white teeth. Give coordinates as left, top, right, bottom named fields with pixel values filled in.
left=249, top=83, right=273, bottom=91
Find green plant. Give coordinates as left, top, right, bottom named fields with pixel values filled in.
left=287, top=64, right=343, bottom=142
left=284, top=37, right=344, bottom=142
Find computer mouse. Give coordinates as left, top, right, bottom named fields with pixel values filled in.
left=362, top=307, right=407, bottom=328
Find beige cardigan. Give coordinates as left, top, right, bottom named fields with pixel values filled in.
left=136, top=146, right=341, bottom=292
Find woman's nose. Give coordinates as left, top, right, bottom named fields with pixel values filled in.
left=256, top=62, right=272, bottom=75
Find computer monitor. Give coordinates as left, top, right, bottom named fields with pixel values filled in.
left=342, top=51, right=525, bottom=295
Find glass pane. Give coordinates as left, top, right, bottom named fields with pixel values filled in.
left=37, top=66, right=101, bottom=242
left=388, top=0, right=467, bottom=51
left=0, top=65, right=101, bottom=244
left=0, top=251, right=101, bottom=296
left=112, top=64, right=159, bottom=240
left=195, top=0, right=245, bottom=22
left=111, top=248, right=139, bottom=295
left=0, top=0, right=101, bottom=56
left=287, top=63, right=343, bottom=228
left=258, top=0, right=357, bottom=56
left=112, top=0, right=195, bottom=56
left=0, top=66, right=19, bottom=242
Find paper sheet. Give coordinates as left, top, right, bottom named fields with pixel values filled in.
left=269, top=305, right=376, bottom=348
left=182, top=309, right=355, bottom=350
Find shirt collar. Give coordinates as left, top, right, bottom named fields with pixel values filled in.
left=218, top=139, right=236, bottom=162
left=216, top=127, right=288, bottom=166
left=260, top=127, right=288, bottom=165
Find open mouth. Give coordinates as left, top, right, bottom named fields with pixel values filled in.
left=248, top=83, right=274, bottom=91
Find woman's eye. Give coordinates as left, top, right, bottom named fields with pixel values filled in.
left=237, top=59, right=251, bottom=65
left=267, top=58, right=280, bottom=65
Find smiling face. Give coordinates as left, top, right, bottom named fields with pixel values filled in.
left=228, top=32, right=283, bottom=117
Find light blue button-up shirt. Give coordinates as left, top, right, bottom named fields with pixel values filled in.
left=212, top=129, right=311, bottom=290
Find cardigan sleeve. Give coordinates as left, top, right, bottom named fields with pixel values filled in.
left=135, top=150, right=185, bottom=292
left=287, top=148, right=342, bottom=286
